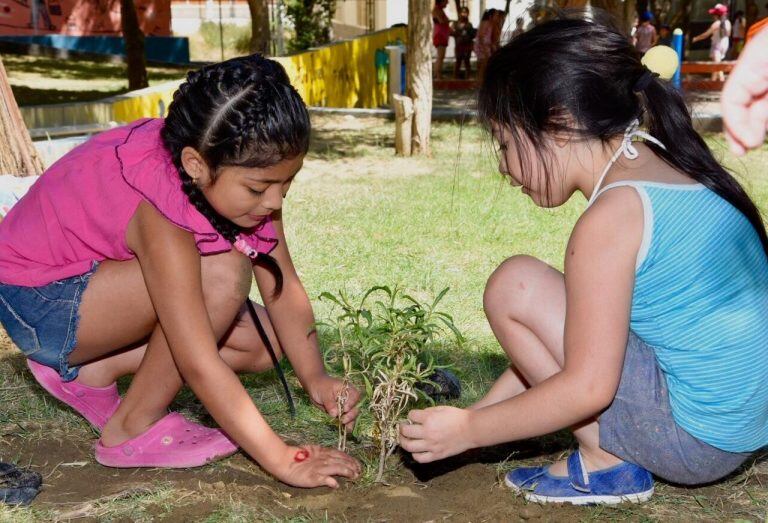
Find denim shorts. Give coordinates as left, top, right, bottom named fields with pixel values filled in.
left=599, top=332, right=751, bottom=485
left=0, top=265, right=97, bottom=382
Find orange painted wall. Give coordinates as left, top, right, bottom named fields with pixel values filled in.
left=0, top=0, right=170, bottom=36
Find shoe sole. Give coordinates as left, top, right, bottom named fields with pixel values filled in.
left=505, top=475, right=654, bottom=505
left=95, top=446, right=238, bottom=469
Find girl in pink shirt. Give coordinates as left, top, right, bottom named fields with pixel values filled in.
left=0, top=55, right=361, bottom=488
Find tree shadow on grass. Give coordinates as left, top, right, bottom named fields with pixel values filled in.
left=5, top=54, right=187, bottom=106
left=10, top=85, right=129, bottom=106
left=310, top=126, right=395, bottom=161
left=3, top=55, right=187, bottom=83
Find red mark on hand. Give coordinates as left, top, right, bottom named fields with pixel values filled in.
left=294, top=450, right=309, bottom=462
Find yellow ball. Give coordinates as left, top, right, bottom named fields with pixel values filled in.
left=641, top=45, right=680, bottom=80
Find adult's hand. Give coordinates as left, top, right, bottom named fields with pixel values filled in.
left=722, top=27, right=768, bottom=155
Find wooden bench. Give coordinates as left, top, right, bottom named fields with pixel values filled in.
left=681, top=61, right=735, bottom=91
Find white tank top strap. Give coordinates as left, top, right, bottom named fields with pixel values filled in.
left=586, top=181, right=655, bottom=271
left=587, top=180, right=647, bottom=208
left=587, top=118, right=667, bottom=208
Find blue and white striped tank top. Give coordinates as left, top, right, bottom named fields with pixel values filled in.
left=595, top=180, right=768, bottom=452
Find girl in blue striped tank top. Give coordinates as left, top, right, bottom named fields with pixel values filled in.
left=398, top=15, right=768, bottom=505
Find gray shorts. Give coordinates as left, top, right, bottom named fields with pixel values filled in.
left=599, top=332, right=751, bottom=485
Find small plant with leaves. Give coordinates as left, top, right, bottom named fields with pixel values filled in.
left=319, top=286, right=464, bottom=482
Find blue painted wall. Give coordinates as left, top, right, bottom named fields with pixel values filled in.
left=0, top=35, right=189, bottom=64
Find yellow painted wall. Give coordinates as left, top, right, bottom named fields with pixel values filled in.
left=22, top=27, right=406, bottom=129
left=276, top=27, right=406, bottom=109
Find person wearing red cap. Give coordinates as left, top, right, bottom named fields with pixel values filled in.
left=692, top=3, right=732, bottom=81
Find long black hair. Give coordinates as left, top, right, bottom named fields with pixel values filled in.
left=161, top=54, right=311, bottom=295
left=477, top=15, right=768, bottom=258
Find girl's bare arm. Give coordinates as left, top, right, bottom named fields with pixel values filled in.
left=401, top=187, right=643, bottom=461
left=127, top=202, right=358, bottom=486
left=253, top=210, right=360, bottom=425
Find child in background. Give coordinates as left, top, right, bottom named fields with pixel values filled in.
left=693, top=3, right=732, bottom=81
left=400, top=17, right=767, bottom=505
left=474, top=9, right=497, bottom=81
left=731, top=10, right=747, bottom=58
left=0, top=55, right=361, bottom=489
left=658, top=24, right=673, bottom=46
left=452, top=6, right=475, bottom=79
left=432, top=0, right=451, bottom=80
left=634, top=11, right=658, bottom=54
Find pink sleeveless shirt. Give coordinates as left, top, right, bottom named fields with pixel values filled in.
left=0, top=118, right=278, bottom=287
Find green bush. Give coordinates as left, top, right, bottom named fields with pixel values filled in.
left=319, top=286, right=463, bottom=482
left=199, top=21, right=252, bottom=55
left=285, top=0, right=336, bottom=52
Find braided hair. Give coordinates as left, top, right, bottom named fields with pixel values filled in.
left=161, top=54, right=311, bottom=296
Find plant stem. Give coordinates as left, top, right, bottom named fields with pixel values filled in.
left=375, top=434, right=387, bottom=483
left=336, top=379, right=349, bottom=451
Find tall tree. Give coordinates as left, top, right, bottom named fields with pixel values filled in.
left=121, top=0, right=148, bottom=89
left=591, top=0, right=635, bottom=35
left=248, top=0, right=272, bottom=54
left=407, top=0, right=432, bottom=156
left=285, top=0, right=337, bottom=52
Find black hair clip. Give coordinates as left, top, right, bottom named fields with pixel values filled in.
left=633, top=68, right=659, bottom=93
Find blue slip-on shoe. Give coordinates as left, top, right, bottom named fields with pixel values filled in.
left=504, top=450, right=654, bottom=505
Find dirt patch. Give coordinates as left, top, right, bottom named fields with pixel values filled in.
left=4, top=430, right=767, bottom=521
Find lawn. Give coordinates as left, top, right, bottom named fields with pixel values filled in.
left=3, top=54, right=189, bottom=106
left=1, top=116, right=767, bottom=521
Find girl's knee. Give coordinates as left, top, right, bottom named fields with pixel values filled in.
left=483, top=255, right=551, bottom=319
left=202, top=250, right=253, bottom=307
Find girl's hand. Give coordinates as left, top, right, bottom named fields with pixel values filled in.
left=399, top=406, right=474, bottom=463
left=306, top=374, right=361, bottom=428
left=271, top=445, right=361, bottom=489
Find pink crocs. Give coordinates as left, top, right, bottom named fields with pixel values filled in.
left=95, top=412, right=239, bottom=468
left=26, top=359, right=120, bottom=430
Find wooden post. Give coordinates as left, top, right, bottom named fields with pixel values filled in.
left=0, top=58, right=44, bottom=176
left=407, top=0, right=433, bottom=156
left=393, top=94, right=414, bottom=156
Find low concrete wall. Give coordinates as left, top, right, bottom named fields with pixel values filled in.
left=19, top=27, right=406, bottom=130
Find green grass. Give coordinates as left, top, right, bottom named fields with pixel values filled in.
left=3, top=54, right=189, bottom=106
left=1, top=23, right=256, bottom=107
left=1, top=118, right=767, bottom=520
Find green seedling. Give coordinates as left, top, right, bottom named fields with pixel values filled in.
left=320, top=286, right=463, bottom=482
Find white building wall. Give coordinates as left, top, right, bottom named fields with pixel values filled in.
left=384, top=0, right=408, bottom=27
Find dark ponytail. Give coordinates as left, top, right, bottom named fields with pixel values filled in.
left=161, top=54, right=311, bottom=296
left=639, top=78, right=768, bottom=256
left=478, top=14, right=768, bottom=259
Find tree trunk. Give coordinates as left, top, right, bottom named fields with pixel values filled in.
left=623, top=0, right=638, bottom=35
left=407, top=0, right=432, bottom=156
left=248, top=0, right=271, bottom=54
left=0, top=57, right=44, bottom=176
left=592, top=0, right=633, bottom=35
left=121, top=0, right=148, bottom=90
